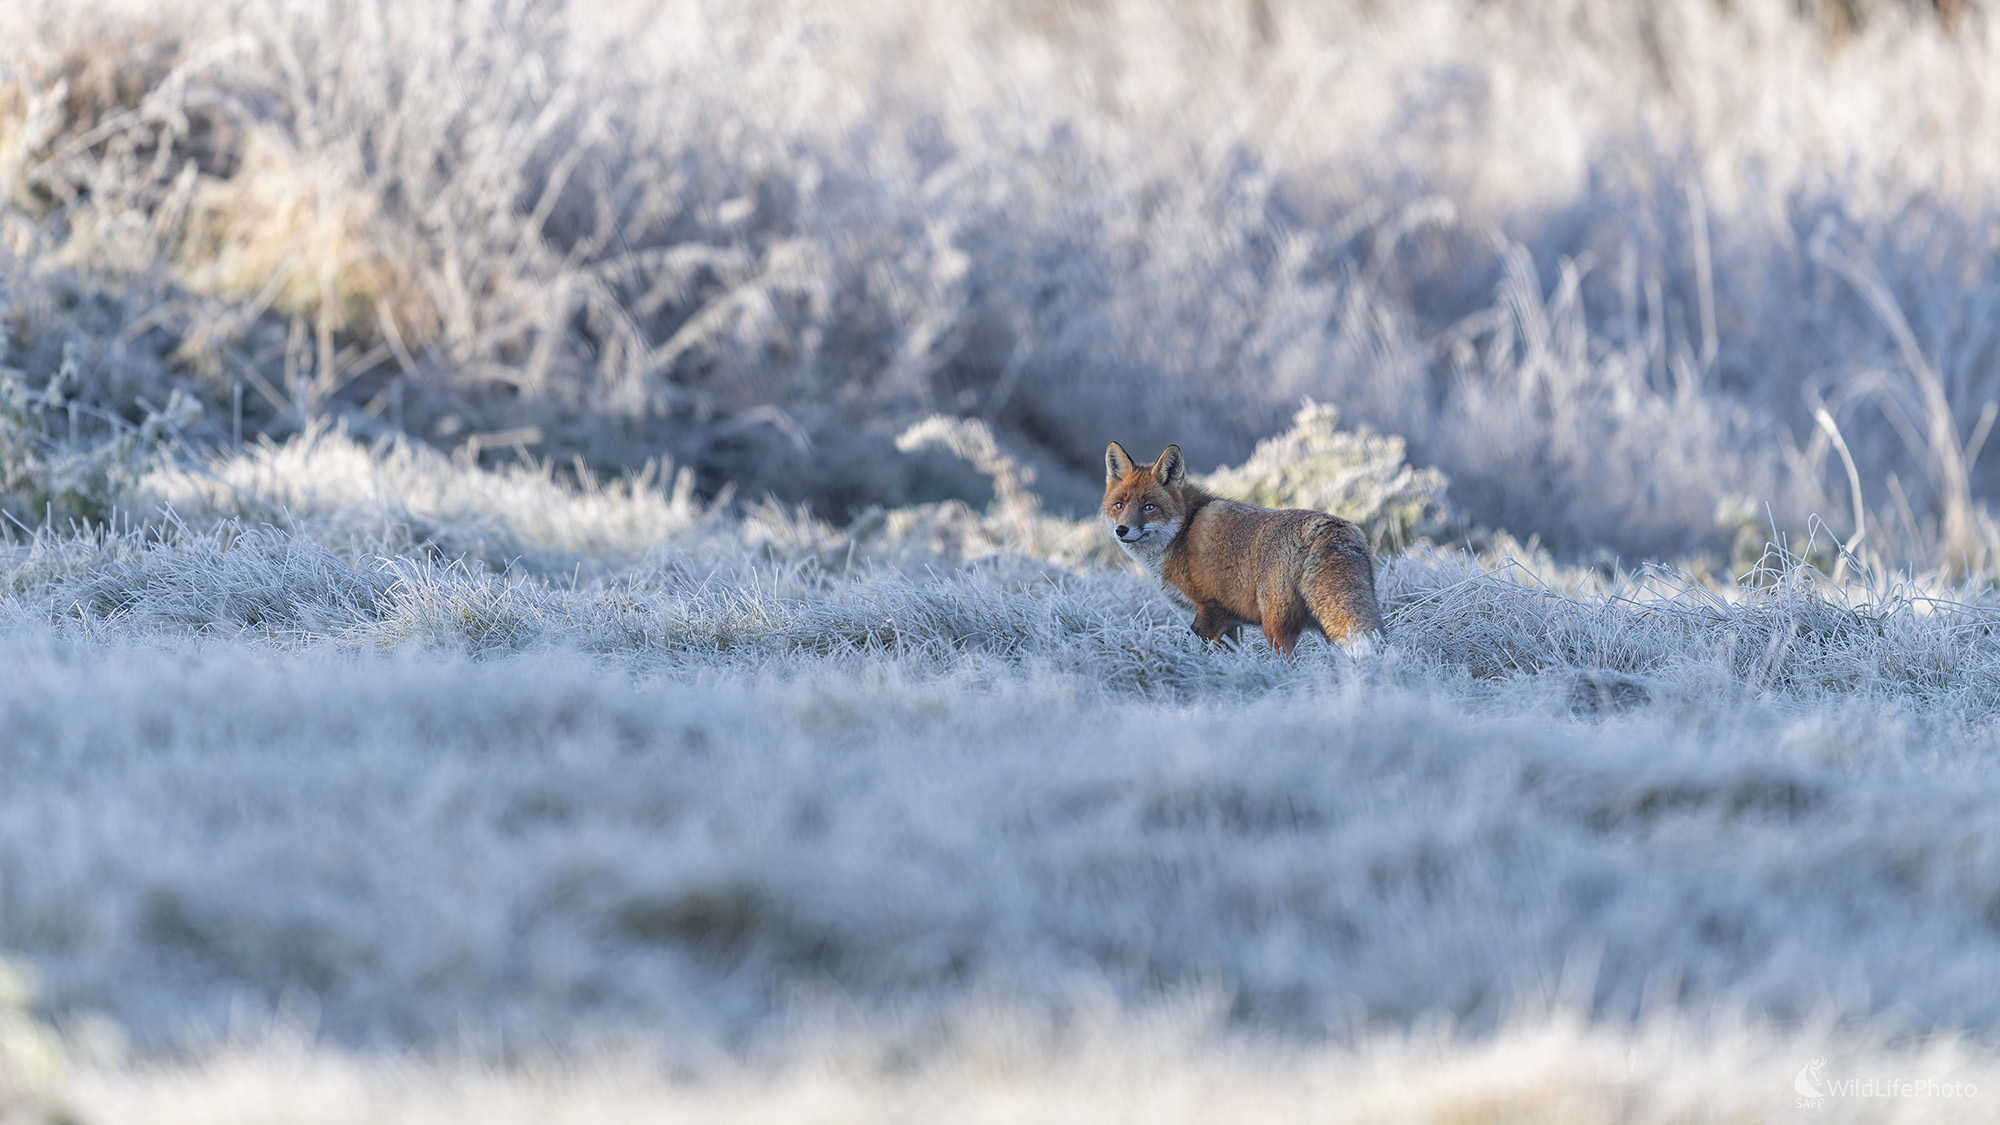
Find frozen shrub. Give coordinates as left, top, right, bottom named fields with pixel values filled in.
left=0, top=352, right=200, bottom=529
left=888, top=415, right=1112, bottom=565
left=1200, top=400, right=1450, bottom=554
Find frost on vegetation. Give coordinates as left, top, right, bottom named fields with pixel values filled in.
left=1384, top=542, right=2000, bottom=713
left=878, top=406, right=1449, bottom=571
left=885, top=415, right=1115, bottom=566
left=4, top=508, right=1999, bottom=721
left=54, top=1011, right=2000, bottom=1124
left=6, top=0, right=2000, bottom=564
left=1, top=630, right=2000, bottom=1102
left=27, top=524, right=392, bottom=638
left=9, top=0, right=2000, bottom=1111
left=1202, top=400, right=1450, bottom=554
left=5, top=498, right=2000, bottom=1112
left=132, top=420, right=1084, bottom=578
left=114, top=400, right=1447, bottom=582
left=136, top=424, right=718, bottom=574
left=0, top=348, right=201, bottom=530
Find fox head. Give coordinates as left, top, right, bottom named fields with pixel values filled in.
left=1103, top=441, right=1188, bottom=552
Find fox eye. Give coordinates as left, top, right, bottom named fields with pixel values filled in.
left=1113, top=501, right=1124, bottom=511
left=1143, top=503, right=1156, bottom=511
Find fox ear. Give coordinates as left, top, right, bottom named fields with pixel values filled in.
left=1154, top=444, right=1186, bottom=486
left=1105, top=441, right=1136, bottom=484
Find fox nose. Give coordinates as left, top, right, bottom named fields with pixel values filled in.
left=1115, top=525, right=1130, bottom=537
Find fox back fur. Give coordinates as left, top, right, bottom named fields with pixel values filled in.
left=1103, top=441, right=1383, bottom=654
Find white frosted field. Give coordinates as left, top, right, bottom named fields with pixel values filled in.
left=2, top=432, right=2000, bottom=1118
left=7, top=0, right=2000, bottom=1119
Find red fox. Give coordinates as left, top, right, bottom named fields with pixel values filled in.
left=1103, top=441, right=1384, bottom=654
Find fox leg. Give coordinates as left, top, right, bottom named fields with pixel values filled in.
left=1260, top=601, right=1306, bottom=658
left=1191, top=602, right=1242, bottom=649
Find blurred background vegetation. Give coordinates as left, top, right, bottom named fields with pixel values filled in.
left=2, top=0, right=1997, bottom=575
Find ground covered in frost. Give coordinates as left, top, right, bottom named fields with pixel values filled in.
left=2, top=436, right=1999, bottom=1121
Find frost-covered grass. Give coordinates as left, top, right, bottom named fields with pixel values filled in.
left=8, top=0, right=2000, bottom=1116
left=57, top=1014, right=2000, bottom=1124
left=7, top=464, right=2000, bottom=1116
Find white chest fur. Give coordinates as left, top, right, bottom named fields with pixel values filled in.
left=1106, top=517, right=1192, bottom=611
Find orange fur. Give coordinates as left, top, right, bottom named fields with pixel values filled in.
left=1103, top=441, right=1383, bottom=655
